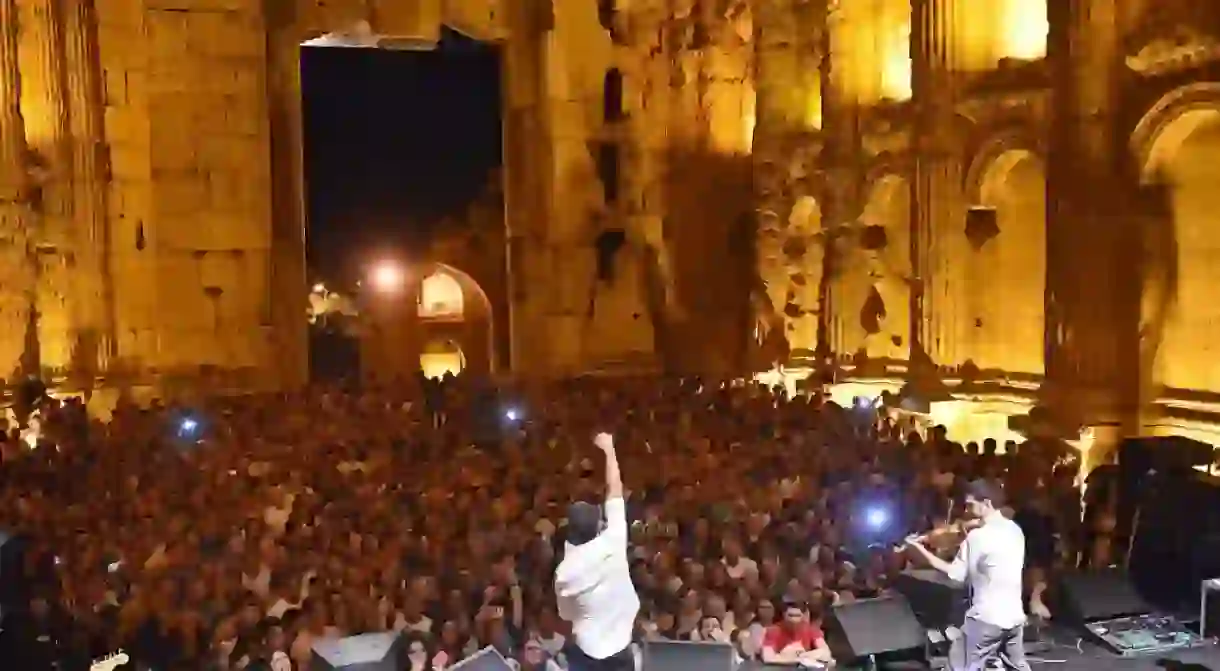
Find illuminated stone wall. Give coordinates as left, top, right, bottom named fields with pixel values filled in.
left=746, top=0, right=1220, bottom=448
left=752, top=0, right=824, bottom=365
left=7, top=0, right=1220, bottom=436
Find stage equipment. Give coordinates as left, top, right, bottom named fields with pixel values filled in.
left=1056, top=569, right=1152, bottom=625
left=312, top=631, right=404, bottom=671
left=1055, top=569, right=1204, bottom=657
left=1118, top=436, right=1215, bottom=546
left=823, top=595, right=927, bottom=667
left=1128, top=471, right=1220, bottom=609
left=892, top=569, right=967, bottom=631
left=641, top=640, right=734, bottom=671
left=1082, top=613, right=1205, bottom=657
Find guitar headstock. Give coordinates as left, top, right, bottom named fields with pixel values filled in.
left=90, top=650, right=130, bottom=671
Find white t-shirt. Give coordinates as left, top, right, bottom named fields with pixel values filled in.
left=554, top=497, right=640, bottom=659
left=947, top=512, right=1028, bottom=629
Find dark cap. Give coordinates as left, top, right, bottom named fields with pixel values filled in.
left=964, top=478, right=1006, bottom=507
left=566, top=501, right=601, bottom=546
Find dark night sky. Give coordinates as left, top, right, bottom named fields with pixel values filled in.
left=301, top=30, right=502, bottom=282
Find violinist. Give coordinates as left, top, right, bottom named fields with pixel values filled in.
left=905, top=516, right=983, bottom=557
left=904, top=479, right=1031, bottom=671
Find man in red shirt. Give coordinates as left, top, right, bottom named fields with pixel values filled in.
left=761, top=598, right=834, bottom=666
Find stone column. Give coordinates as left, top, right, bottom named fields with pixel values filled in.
left=500, top=0, right=554, bottom=374
left=753, top=0, right=825, bottom=362
left=752, top=0, right=797, bottom=352
left=0, top=0, right=37, bottom=381
left=1045, top=0, right=1140, bottom=468
left=910, top=0, right=965, bottom=366
left=821, top=1, right=860, bottom=360
left=17, top=0, right=72, bottom=376
left=265, top=3, right=310, bottom=389
left=62, top=0, right=114, bottom=386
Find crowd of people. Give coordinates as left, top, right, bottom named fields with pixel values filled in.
left=0, top=374, right=1086, bottom=670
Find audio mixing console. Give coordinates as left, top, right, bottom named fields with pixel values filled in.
left=1085, top=613, right=1205, bottom=657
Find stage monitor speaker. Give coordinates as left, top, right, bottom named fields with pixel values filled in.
left=1116, top=437, right=1214, bottom=550
left=1129, top=471, right=1220, bottom=608
left=0, top=530, right=26, bottom=619
left=449, top=646, right=514, bottom=670
left=1055, top=569, right=1151, bottom=624
left=642, top=640, right=733, bottom=671
left=312, top=632, right=404, bottom=671
left=892, top=569, right=968, bottom=630
left=823, top=595, right=926, bottom=663
left=1121, top=436, right=1214, bottom=475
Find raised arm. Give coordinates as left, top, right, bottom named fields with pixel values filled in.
left=593, top=432, right=627, bottom=543
left=594, top=432, right=623, bottom=501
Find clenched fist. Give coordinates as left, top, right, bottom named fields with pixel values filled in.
left=593, top=432, right=615, bottom=453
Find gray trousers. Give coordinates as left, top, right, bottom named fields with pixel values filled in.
left=950, top=618, right=1031, bottom=671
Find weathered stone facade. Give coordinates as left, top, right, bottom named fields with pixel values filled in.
left=750, top=0, right=1220, bottom=454
left=7, top=0, right=1220, bottom=448
left=360, top=174, right=507, bottom=382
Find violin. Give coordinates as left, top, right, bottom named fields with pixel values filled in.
left=909, top=518, right=983, bottom=542
left=893, top=517, right=983, bottom=552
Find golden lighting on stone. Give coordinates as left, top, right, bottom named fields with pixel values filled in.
left=880, top=21, right=913, bottom=102
left=743, top=109, right=756, bottom=153
left=836, top=0, right=912, bottom=105
left=18, top=99, right=54, bottom=147
left=998, top=0, right=1048, bottom=61
left=804, top=92, right=822, bottom=130
left=419, top=271, right=465, bottom=318
left=420, top=340, right=465, bottom=379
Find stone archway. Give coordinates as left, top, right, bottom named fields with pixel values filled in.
left=780, top=195, right=822, bottom=353
left=844, top=174, right=911, bottom=362
left=968, top=148, right=1046, bottom=376
left=1133, top=86, right=1220, bottom=392
left=411, top=263, right=495, bottom=376
left=419, top=338, right=466, bottom=379
left=2, top=0, right=755, bottom=385
left=359, top=262, right=495, bottom=381
left=419, top=270, right=466, bottom=319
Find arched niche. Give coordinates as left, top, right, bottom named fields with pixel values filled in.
left=1134, top=86, right=1220, bottom=392
left=848, top=174, right=911, bottom=361
left=782, top=196, right=823, bottom=352
left=970, top=148, right=1046, bottom=376
left=419, top=270, right=466, bottom=319
left=419, top=339, right=466, bottom=379
left=412, top=263, right=495, bottom=376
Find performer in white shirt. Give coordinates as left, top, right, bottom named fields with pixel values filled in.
left=905, top=478, right=1031, bottom=671
left=554, top=432, right=640, bottom=671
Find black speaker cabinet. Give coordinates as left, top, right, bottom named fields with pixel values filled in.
left=892, top=569, right=968, bottom=630
left=1055, top=569, right=1151, bottom=624
left=1121, top=436, right=1215, bottom=476
left=311, top=632, right=404, bottom=671
left=823, top=595, right=926, bottom=663
left=641, top=640, right=733, bottom=671
left=1128, top=471, right=1220, bottom=608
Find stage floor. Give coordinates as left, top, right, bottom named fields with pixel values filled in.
left=835, top=630, right=1220, bottom=671
left=1030, top=642, right=1220, bottom=671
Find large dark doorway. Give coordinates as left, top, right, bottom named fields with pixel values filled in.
left=299, top=29, right=502, bottom=382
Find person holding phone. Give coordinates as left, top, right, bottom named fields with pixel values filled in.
left=554, top=432, right=638, bottom=671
